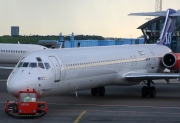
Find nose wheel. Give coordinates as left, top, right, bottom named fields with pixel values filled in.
left=141, top=80, right=156, bottom=98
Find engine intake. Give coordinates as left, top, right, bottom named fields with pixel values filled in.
left=162, top=53, right=180, bottom=70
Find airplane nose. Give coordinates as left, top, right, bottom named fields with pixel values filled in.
left=7, top=74, right=37, bottom=97
left=7, top=83, right=19, bottom=97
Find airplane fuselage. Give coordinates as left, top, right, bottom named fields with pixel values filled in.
left=0, top=43, right=47, bottom=64
left=7, top=44, right=171, bottom=97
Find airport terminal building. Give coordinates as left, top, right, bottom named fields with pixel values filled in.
left=138, top=16, right=180, bottom=52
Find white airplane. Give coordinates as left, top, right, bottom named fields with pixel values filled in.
left=7, top=9, right=180, bottom=98
left=0, top=43, right=47, bottom=65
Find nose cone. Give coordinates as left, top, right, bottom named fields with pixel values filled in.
left=7, top=81, right=19, bottom=97
left=7, top=72, right=37, bottom=97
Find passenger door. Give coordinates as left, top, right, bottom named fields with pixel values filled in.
left=150, top=51, right=156, bottom=69
left=49, top=56, right=61, bottom=82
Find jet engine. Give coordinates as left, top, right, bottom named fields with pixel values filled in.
left=162, top=53, right=180, bottom=70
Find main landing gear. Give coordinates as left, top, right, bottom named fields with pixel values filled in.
left=91, top=87, right=105, bottom=96
left=142, top=80, right=156, bottom=98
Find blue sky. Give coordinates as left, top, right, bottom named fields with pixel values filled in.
left=0, top=0, right=179, bottom=38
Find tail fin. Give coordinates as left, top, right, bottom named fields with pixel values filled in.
left=129, top=9, right=180, bottom=48
left=157, top=9, right=176, bottom=48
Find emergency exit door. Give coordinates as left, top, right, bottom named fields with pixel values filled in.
left=49, top=56, right=61, bottom=82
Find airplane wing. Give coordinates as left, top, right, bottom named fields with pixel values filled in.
left=125, top=73, right=180, bottom=80
left=0, top=66, right=14, bottom=69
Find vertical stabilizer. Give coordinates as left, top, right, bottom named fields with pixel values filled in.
left=129, top=8, right=180, bottom=48
left=156, top=9, right=176, bottom=48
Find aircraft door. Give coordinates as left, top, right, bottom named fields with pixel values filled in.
left=130, top=55, right=137, bottom=67
left=150, top=51, right=156, bottom=69
left=49, top=56, right=61, bottom=82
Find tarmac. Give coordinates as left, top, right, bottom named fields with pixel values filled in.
left=0, top=69, right=180, bottom=123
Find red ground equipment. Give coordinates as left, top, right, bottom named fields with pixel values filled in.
left=5, top=88, right=48, bottom=117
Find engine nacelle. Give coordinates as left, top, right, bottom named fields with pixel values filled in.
left=162, top=53, right=180, bottom=70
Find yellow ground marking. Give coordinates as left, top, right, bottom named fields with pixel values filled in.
left=73, top=111, right=87, bottom=123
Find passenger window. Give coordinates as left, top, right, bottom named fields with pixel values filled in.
left=29, top=63, right=37, bottom=68
left=22, top=62, right=29, bottom=67
left=38, top=63, right=45, bottom=69
left=17, top=62, right=23, bottom=67
left=44, top=63, right=50, bottom=69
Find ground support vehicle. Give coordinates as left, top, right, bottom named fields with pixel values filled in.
left=5, top=88, right=48, bottom=117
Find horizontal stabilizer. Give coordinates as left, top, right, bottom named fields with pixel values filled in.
left=128, top=10, right=180, bottom=17
left=170, top=11, right=180, bottom=16
left=128, top=11, right=167, bottom=16
left=125, top=73, right=180, bottom=80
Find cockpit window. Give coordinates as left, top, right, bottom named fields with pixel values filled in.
left=17, top=62, right=23, bottom=67
left=44, top=63, right=50, bottom=69
left=17, top=61, right=47, bottom=69
left=22, top=62, right=29, bottom=67
left=38, top=63, right=45, bottom=69
left=29, top=63, right=37, bottom=68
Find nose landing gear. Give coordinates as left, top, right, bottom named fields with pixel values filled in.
left=142, top=80, right=156, bottom=98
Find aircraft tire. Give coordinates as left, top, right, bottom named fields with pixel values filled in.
left=142, top=86, right=148, bottom=98
left=149, top=86, right=156, bottom=98
left=91, top=88, right=98, bottom=96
